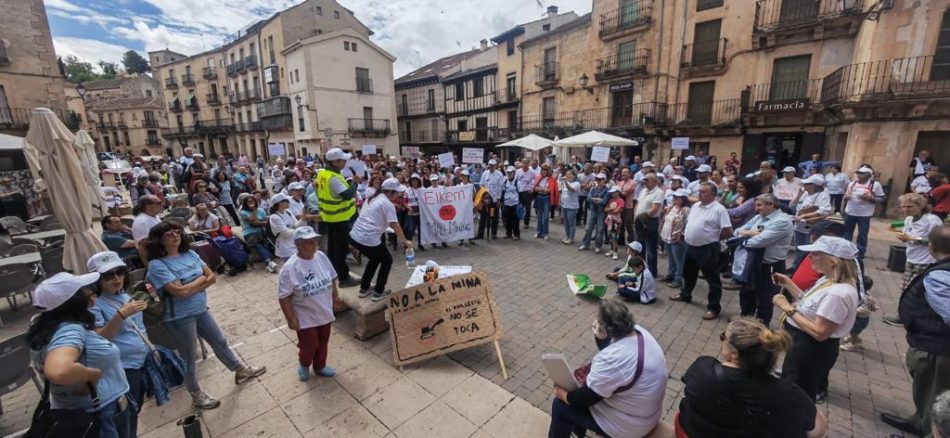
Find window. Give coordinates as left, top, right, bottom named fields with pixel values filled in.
left=697, top=0, right=724, bottom=11
left=507, top=39, right=515, bottom=56
left=507, top=110, right=518, bottom=130
left=334, top=10, right=340, bottom=19
left=344, top=41, right=350, bottom=51
left=687, top=81, right=715, bottom=124
left=457, top=119, right=468, bottom=131
left=542, top=23, right=551, bottom=31
left=298, top=106, right=305, bottom=132
left=123, top=131, right=130, bottom=146
left=932, top=10, right=950, bottom=80
left=249, top=42, right=255, bottom=56
left=295, top=69, right=299, bottom=82
left=455, top=82, right=464, bottom=101
left=315, top=5, right=322, bottom=15
left=473, top=78, right=484, bottom=97
left=147, top=130, right=158, bottom=144
left=506, top=75, right=516, bottom=100
left=475, top=117, right=488, bottom=141
left=145, top=90, right=152, bottom=97
left=542, top=48, right=557, bottom=80
left=426, top=89, right=435, bottom=111
left=401, top=94, right=408, bottom=114
left=619, top=0, right=640, bottom=26
left=355, top=67, right=371, bottom=92
left=404, top=121, right=412, bottom=142
left=363, top=107, right=373, bottom=126
left=769, top=54, right=812, bottom=100
left=691, top=19, right=722, bottom=67
left=617, top=41, right=636, bottom=72
left=352, top=42, right=357, bottom=52
left=779, top=0, right=820, bottom=25
left=268, top=36, right=276, bottom=64
left=542, top=97, right=556, bottom=129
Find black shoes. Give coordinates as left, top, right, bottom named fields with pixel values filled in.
left=882, top=316, right=904, bottom=327
left=880, top=413, right=923, bottom=436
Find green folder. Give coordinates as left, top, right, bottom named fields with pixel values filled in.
left=567, top=274, right=608, bottom=298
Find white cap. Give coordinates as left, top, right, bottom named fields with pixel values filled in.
left=288, top=182, right=305, bottom=191
left=856, top=166, right=873, bottom=174
left=325, top=148, right=352, bottom=161
left=410, top=173, right=421, bottom=180
left=782, top=166, right=796, bottom=173
left=685, top=155, right=696, bottom=161
left=608, top=186, right=621, bottom=193
left=697, top=164, right=712, bottom=173
left=595, top=173, right=607, bottom=179
left=270, top=193, right=291, bottom=206
left=505, top=165, right=516, bottom=172
left=803, top=175, right=825, bottom=186
left=674, top=176, right=690, bottom=185
left=86, top=251, right=127, bottom=274
left=488, top=159, right=497, bottom=165
left=293, top=226, right=320, bottom=241
left=673, top=188, right=690, bottom=197
left=429, top=174, right=439, bottom=180
left=425, top=260, right=439, bottom=269
left=381, top=177, right=406, bottom=192
left=461, top=169, right=470, bottom=176
left=34, top=272, right=100, bottom=312
left=641, top=161, right=655, bottom=168
left=797, top=236, right=859, bottom=260
left=627, top=241, right=643, bottom=252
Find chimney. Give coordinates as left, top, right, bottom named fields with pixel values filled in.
left=546, top=5, right=558, bottom=17
left=480, top=39, right=488, bottom=49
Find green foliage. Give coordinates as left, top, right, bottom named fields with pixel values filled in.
left=122, top=50, right=150, bottom=74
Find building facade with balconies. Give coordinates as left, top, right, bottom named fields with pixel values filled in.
left=395, top=50, right=474, bottom=155
left=88, top=96, right=167, bottom=156
left=285, top=27, right=398, bottom=157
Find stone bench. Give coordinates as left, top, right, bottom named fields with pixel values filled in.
left=337, top=286, right=389, bottom=340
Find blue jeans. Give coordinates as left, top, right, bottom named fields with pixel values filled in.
left=163, top=311, right=242, bottom=392
left=850, top=316, right=871, bottom=337
left=791, top=230, right=811, bottom=271
left=582, top=209, right=605, bottom=249
left=844, top=214, right=871, bottom=258
left=124, top=367, right=146, bottom=437
left=548, top=398, right=608, bottom=438
left=666, top=240, right=687, bottom=282
left=97, top=398, right=131, bottom=438
left=535, top=195, right=551, bottom=236
left=562, top=208, right=578, bottom=241
left=404, top=214, right=419, bottom=242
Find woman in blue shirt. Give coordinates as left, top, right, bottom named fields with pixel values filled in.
left=87, top=251, right=150, bottom=438
left=27, top=272, right=132, bottom=438
left=145, top=221, right=266, bottom=410
left=239, top=195, right=277, bottom=273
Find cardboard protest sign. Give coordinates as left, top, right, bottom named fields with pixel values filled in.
left=388, top=272, right=503, bottom=366
left=418, top=186, right=475, bottom=244
left=671, top=137, right=690, bottom=150
left=462, top=147, right=483, bottom=164
left=591, top=146, right=610, bottom=163
left=438, top=152, right=455, bottom=169
left=402, top=146, right=421, bottom=158
left=267, top=142, right=286, bottom=156
left=362, top=144, right=377, bottom=155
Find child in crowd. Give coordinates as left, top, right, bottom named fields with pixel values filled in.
left=606, top=255, right=656, bottom=304
left=604, top=186, right=625, bottom=260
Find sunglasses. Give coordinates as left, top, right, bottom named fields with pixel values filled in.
left=101, top=268, right=128, bottom=281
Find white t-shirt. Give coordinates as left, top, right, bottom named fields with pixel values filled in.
left=278, top=252, right=337, bottom=329
left=587, top=326, right=667, bottom=438
left=635, top=187, right=664, bottom=218
left=824, top=172, right=849, bottom=195
left=790, top=278, right=859, bottom=339
left=188, top=213, right=219, bottom=232
left=844, top=180, right=885, bottom=217
left=559, top=181, right=581, bottom=209
left=131, top=213, right=161, bottom=242
left=903, top=214, right=943, bottom=264
left=289, top=197, right=305, bottom=217
left=269, top=210, right=300, bottom=258
left=911, top=175, right=932, bottom=194
left=773, top=178, right=803, bottom=201
left=683, top=201, right=731, bottom=246
left=794, top=190, right=832, bottom=234
left=350, top=195, right=397, bottom=247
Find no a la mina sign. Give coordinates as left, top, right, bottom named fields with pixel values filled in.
left=387, top=272, right=506, bottom=370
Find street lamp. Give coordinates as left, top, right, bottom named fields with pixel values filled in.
left=578, top=73, right=593, bottom=94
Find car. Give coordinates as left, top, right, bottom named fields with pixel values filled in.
left=97, top=152, right=123, bottom=161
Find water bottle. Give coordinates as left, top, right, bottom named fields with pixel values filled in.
left=405, top=247, right=415, bottom=267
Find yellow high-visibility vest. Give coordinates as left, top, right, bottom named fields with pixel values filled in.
left=316, top=170, right=355, bottom=222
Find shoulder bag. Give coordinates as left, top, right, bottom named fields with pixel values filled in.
left=26, top=336, right=101, bottom=438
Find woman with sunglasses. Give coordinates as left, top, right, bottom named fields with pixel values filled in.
left=190, top=181, right=218, bottom=209
left=145, top=221, right=266, bottom=409
left=677, top=316, right=827, bottom=437
left=87, top=251, right=150, bottom=437
left=27, top=272, right=134, bottom=437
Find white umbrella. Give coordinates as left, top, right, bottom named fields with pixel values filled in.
left=73, top=130, right=107, bottom=218
left=496, top=134, right=555, bottom=152
left=23, top=108, right=107, bottom=273
left=553, top=130, right=639, bottom=147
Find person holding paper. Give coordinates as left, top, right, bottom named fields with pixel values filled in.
left=548, top=298, right=667, bottom=438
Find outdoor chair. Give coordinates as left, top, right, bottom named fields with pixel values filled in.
left=40, top=245, right=66, bottom=276
left=0, top=216, right=37, bottom=235
left=0, top=333, right=42, bottom=415
left=38, top=216, right=61, bottom=230
left=12, top=237, right=41, bottom=248
left=0, top=264, right=37, bottom=326
left=0, top=239, right=13, bottom=257
left=8, top=244, right=39, bottom=256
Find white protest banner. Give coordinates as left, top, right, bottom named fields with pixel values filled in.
left=362, top=144, right=377, bottom=155
left=267, top=142, right=286, bottom=156
left=343, top=158, right=367, bottom=179
left=671, top=137, right=690, bottom=150
left=402, top=146, right=421, bottom=158
left=462, top=147, right=483, bottom=164
left=437, top=152, right=455, bottom=169
left=591, top=146, right=610, bottom=163
left=418, top=186, right=475, bottom=245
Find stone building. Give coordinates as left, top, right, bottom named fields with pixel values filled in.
left=87, top=96, right=166, bottom=156
left=395, top=51, right=474, bottom=155
left=0, top=0, right=74, bottom=133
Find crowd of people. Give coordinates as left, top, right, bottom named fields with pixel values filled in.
left=20, top=145, right=950, bottom=438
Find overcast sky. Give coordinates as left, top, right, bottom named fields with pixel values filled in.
left=48, top=0, right=591, bottom=78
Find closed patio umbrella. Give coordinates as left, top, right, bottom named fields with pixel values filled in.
left=73, top=130, right=107, bottom=219
left=23, top=108, right=106, bottom=273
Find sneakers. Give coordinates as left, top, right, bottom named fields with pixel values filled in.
left=562, top=239, right=571, bottom=244
left=882, top=315, right=903, bottom=327
left=605, top=250, right=613, bottom=257
left=612, top=253, right=618, bottom=260
left=265, top=261, right=278, bottom=273
left=358, top=288, right=372, bottom=298
left=578, top=245, right=589, bottom=251
left=234, top=365, right=267, bottom=384
left=840, top=337, right=863, bottom=352
left=371, top=289, right=393, bottom=302
left=543, top=236, right=549, bottom=240
left=297, top=365, right=310, bottom=381
left=315, top=366, right=336, bottom=377
left=190, top=390, right=221, bottom=410
left=594, top=247, right=602, bottom=254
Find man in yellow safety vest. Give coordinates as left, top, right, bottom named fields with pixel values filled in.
left=316, top=148, right=362, bottom=287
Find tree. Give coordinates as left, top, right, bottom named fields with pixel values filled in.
left=122, top=50, right=150, bottom=74
left=98, top=61, right=118, bottom=79
left=62, top=55, right=100, bottom=82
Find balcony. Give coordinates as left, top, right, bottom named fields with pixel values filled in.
left=202, top=67, right=217, bottom=80
left=754, top=0, right=865, bottom=47
left=168, top=99, right=182, bottom=113
left=0, top=40, right=9, bottom=65
left=518, top=102, right=668, bottom=135
left=396, top=98, right=438, bottom=116
left=97, top=121, right=114, bottom=131
left=595, top=49, right=651, bottom=82
left=667, top=99, right=742, bottom=128
left=399, top=126, right=446, bottom=144
left=142, top=118, right=160, bottom=128
left=820, top=55, right=950, bottom=109
left=165, top=77, right=178, bottom=89
left=244, top=55, right=258, bottom=71
left=447, top=127, right=499, bottom=144
left=599, top=1, right=653, bottom=41
left=260, top=114, right=293, bottom=131
left=160, top=126, right=194, bottom=138
left=181, top=73, right=195, bottom=86
left=234, top=121, right=263, bottom=133
left=146, top=137, right=161, bottom=146
left=535, top=62, right=559, bottom=88
left=495, top=87, right=519, bottom=105
left=680, top=39, right=728, bottom=78
left=230, top=88, right=261, bottom=105
left=185, top=97, right=199, bottom=111
left=206, top=93, right=222, bottom=105
left=227, top=59, right=245, bottom=77
left=348, top=118, right=391, bottom=137
left=257, top=96, right=291, bottom=118
left=743, top=79, right=823, bottom=114
left=446, top=91, right=497, bottom=115
left=116, top=120, right=128, bottom=129
left=196, top=118, right=233, bottom=134
left=356, top=77, right=373, bottom=93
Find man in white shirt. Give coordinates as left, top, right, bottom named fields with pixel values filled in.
left=634, top=174, right=664, bottom=277
left=773, top=167, right=803, bottom=210
left=670, top=182, right=733, bottom=320
left=515, top=160, right=537, bottom=228
left=911, top=165, right=936, bottom=195
left=478, top=159, right=505, bottom=240
left=843, top=166, right=885, bottom=258
left=131, top=195, right=163, bottom=262
left=686, top=164, right=712, bottom=202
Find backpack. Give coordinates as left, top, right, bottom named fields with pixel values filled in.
left=211, top=236, right=249, bottom=268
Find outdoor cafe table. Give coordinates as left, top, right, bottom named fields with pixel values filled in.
left=17, top=229, right=66, bottom=244
left=0, top=251, right=42, bottom=267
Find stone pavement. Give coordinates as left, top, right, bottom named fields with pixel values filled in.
left=0, top=215, right=922, bottom=437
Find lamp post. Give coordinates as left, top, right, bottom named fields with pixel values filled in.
left=578, top=73, right=593, bottom=94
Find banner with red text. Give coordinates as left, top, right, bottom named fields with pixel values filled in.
left=418, top=186, right=475, bottom=244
